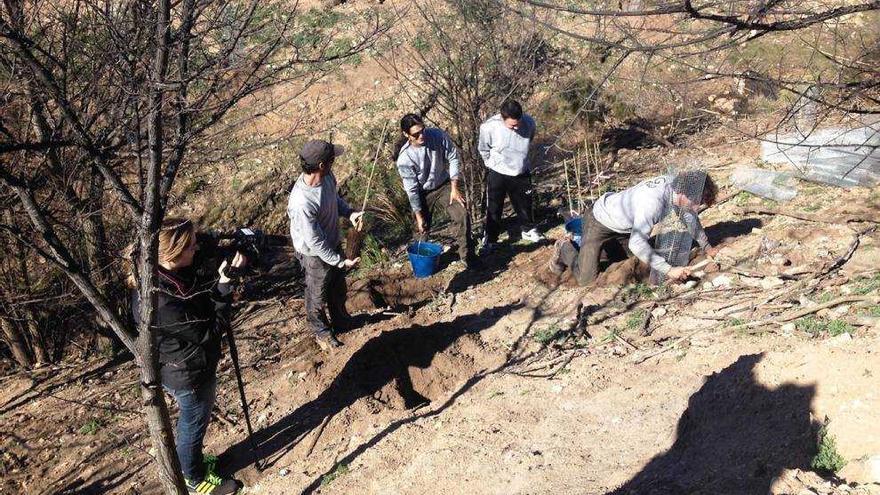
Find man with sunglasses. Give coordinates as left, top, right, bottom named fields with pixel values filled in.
left=394, top=113, right=477, bottom=268
left=478, top=99, right=544, bottom=255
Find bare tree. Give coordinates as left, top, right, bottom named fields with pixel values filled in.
left=0, top=0, right=384, bottom=492
left=377, top=0, right=565, bottom=224
left=505, top=0, right=879, bottom=142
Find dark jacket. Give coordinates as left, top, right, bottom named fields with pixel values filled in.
left=131, top=266, right=233, bottom=391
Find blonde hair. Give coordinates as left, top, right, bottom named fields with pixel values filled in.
left=158, top=217, right=196, bottom=266
left=126, top=217, right=196, bottom=287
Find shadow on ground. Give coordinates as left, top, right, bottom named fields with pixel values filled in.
left=608, top=353, right=819, bottom=495
left=705, top=217, right=763, bottom=246
left=220, top=303, right=522, bottom=476
left=447, top=240, right=546, bottom=293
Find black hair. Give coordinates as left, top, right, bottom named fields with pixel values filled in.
left=392, top=113, right=426, bottom=161
left=500, top=99, right=523, bottom=120
left=400, top=113, right=424, bottom=134
left=672, top=170, right=718, bottom=206
left=301, top=159, right=320, bottom=174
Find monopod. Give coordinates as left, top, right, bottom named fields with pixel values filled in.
left=224, top=325, right=264, bottom=471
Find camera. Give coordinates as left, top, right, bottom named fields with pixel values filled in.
left=197, top=228, right=289, bottom=278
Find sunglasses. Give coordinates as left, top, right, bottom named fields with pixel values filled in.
left=409, top=129, right=424, bottom=139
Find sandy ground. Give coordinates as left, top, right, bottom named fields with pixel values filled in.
left=4, top=152, right=880, bottom=495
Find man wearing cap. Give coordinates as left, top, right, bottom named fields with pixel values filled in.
left=288, top=139, right=364, bottom=350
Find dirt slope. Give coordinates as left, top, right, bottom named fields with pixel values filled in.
left=2, top=155, right=880, bottom=495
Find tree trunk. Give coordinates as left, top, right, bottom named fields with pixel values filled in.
left=23, top=313, right=50, bottom=365
left=1, top=317, right=32, bottom=369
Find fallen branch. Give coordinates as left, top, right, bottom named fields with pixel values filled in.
left=614, top=333, right=639, bottom=351
left=774, top=294, right=880, bottom=323
left=633, top=327, right=708, bottom=364
left=306, top=414, right=333, bottom=458
left=734, top=206, right=880, bottom=225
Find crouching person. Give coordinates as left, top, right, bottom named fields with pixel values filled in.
left=550, top=171, right=720, bottom=284
left=287, top=139, right=364, bottom=351
left=130, top=218, right=246, bottom=495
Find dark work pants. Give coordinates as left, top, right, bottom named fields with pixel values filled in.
left=167, top=376, right=217, bottom=482
left=417, top=180, right=474, bottom=260
left=484, top=168, right=535, bottom=243
left=296, top=250, right=348, bottom=336
left=559, top=209, right=629, bottom=286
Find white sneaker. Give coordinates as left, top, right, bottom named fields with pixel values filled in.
left=520, top=228, right=545, bottom=243
left=478, top=238, right=497, bottom=257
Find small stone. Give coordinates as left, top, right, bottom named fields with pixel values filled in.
left=827, top=333, right=853, bottom=346
left=651, top=307, right=667, bottom=318
left=760, top=277, right=785, bottom=289
left=867, top=455, right=880, bottom=483
left=833, top=305, right=850, bottom=315
left=279, top=468, right=290, bottom=477
left=781, top=323, right=796, bottom=334
left=711, top=274, right=734, bottom=288
left=551, top=384, right=563, bottom=394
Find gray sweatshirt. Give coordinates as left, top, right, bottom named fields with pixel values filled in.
left=478, top=114, right=536, bottom=176
left=396, top=128, right=461, bottom=212
left=591, top=175, right=711, bottom=274
left=287, top=173, right=353, bottom=267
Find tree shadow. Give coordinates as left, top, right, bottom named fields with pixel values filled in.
left=608, top=353, right=819, bottom=495
left=219, top=303, right=523, bottom=475
left=705, top=217, right=763, bottom=246
left=0, top=352, right=134, bottom=415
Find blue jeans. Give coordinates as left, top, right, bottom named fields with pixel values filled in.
left=167, top=377, right=217, bottom=481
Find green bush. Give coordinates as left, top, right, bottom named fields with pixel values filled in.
left=321, top=463, right=350, bottom=486
left=533, top=325, right=563, bottom=344
left=811, top=425, right=847, bottom=474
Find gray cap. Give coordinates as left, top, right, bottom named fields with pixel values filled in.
left=300, top=139, right=345, bottom=166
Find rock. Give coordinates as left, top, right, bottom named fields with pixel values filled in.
left=760, top=276, right=785, bottom=289
left=702, top=282, right=714, bottom=290
left=279, top=468, right=290, bottom=477
left=868, top=454, right=880, bottom=484
left=781, top=323, right=796, bottom=334
left=832, top=305, right=850, bottom=315
left=551, top=384, right=563, bottom=394
left=711, top=274, right=734, bottom=288
left=651, top=306, right=667, bottom=318
left=827, top=332, right=853, bottom=346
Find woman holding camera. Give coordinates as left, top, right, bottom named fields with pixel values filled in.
left=130, top=218, right=244, bottom=495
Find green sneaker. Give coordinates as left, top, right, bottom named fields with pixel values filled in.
left=203, top=454, right=218, bottom=476
left=185, top=473, right=240, bottom=495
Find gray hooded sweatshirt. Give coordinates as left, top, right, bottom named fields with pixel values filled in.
left=478, top=113, right=536, bottom=176
left=591, top=175, right=711, bottom=274
left=396, top=128, right=461, bottom=212
left=287, top=172, right=353, bottom=267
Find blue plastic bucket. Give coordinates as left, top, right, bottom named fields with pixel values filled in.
left=565, top=218, right=583, bottom=248
left=407, top=241, right=443, bottom=278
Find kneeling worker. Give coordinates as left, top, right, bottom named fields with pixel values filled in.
left=288, top=139, right=364, bottom=350
left=549, top=171, right=720, bottom=284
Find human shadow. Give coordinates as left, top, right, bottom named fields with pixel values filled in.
left=608, top=353, right=819, bottom=495
left=220, top=303, right=523, bottom=475
left=447, top=240, right=545, bottom=293
left=705, top=217, right=763, bottom=246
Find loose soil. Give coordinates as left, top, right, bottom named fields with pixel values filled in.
left=4, top=149, right=880, bottom=495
